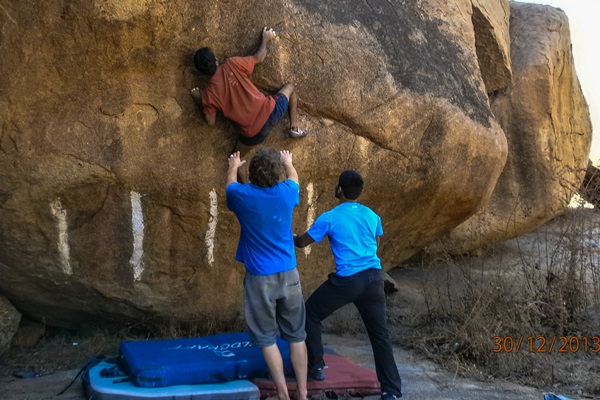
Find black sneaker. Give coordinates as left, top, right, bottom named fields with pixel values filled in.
left=381, top=392, right=402, bottom=399
left=308, top=366, right=325, bottom=381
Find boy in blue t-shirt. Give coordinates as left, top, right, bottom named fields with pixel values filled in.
left=226, top=148, right=308, bottom=400
left=294, top=170, right=402, bottom=400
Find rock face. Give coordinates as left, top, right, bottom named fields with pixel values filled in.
left=0, top=0, right=589, bottom=328
left=471, top=0, right=512, bottom=93
left=0, top=296, right=21, bottom=355
left=433, top=2, right=592, bottom=252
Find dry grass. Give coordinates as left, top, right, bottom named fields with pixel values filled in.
left=0, top=327, right=122, bottom=377
left=389, top=207, right=600, bottom=396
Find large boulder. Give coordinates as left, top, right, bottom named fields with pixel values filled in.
left=580, top=161, right=600, bottom=208
left=433, top=2, right=592, bottom=252
left=0, top=0, right=587, bottom=328
left=0, top=296, right=21, bottom=355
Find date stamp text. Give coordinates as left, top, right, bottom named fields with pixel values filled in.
left=492, top=336, right=600, bottom=353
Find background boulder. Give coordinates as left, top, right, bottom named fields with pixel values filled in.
left=0, top=296, right=21, bottom=355
left=0, top=0, right=590, bottom=328
left=433, top=2, right=592, bottom=253
left=580, top=161, right=600, bottom=208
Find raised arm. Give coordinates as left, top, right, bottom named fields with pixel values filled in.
left=280, top=150, right=298, bottom=183
left=252, top=27, right=276, bottom=65
left=226, top=151, right=246, bottom=187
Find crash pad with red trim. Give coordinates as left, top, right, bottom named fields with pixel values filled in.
left=252, top=352, right=380, bottom=398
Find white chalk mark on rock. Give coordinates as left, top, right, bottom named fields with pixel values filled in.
left=49, top=199, right=72, bottom=275
left=205, top=189, right=218, bottom=265
left=129, top=191, right=145, bottom=281
left=305, top=182, right=316, bottom=257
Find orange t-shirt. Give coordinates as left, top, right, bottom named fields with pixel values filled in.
left=201, top=56, right=276, bottom=137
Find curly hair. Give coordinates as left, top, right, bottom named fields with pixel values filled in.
left=193, top=47, right=217, bottom=76
left=338, top=170, right=364, bottom=200
left=249, top=148, right=284, bottom=188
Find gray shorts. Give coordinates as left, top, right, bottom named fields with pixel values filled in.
left=243, top=268, right=306, bottom=347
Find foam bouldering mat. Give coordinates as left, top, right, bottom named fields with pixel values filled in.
left=203, top=332, right=294, bottom=378
left=119, top=333, right=293, bottom=388
left=120, top=337, right=238, bottom=387
left=252, top=352, right=381, bottom=398
left=84, top=360, right=261, bottom=400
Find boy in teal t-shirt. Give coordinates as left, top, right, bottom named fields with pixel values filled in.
left=294, top=170, right=402, bottom=400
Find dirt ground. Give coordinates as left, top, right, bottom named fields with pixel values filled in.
left=1, top=208, right=599, bottom=399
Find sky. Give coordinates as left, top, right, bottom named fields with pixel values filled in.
left=518, top=0, right=600, bottom=163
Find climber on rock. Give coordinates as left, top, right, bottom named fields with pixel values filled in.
left=191, top=27, right=308, bottom=155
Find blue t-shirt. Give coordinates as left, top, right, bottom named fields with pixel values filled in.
left=226, top=180, right=299, bottom=276
left=307, top=202, right=383, bottom=277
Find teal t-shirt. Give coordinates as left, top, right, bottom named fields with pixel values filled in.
left=307, top=202, right=383, bottom=276
left=226, top=180, right=299, bottom=275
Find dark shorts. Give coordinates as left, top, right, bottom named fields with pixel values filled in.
left=238, top=93, right=289, bottom=146
left=243, top=267, right=306, bottom=347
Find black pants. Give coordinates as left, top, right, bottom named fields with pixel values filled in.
left=305, top=268, right=402, bottom=397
